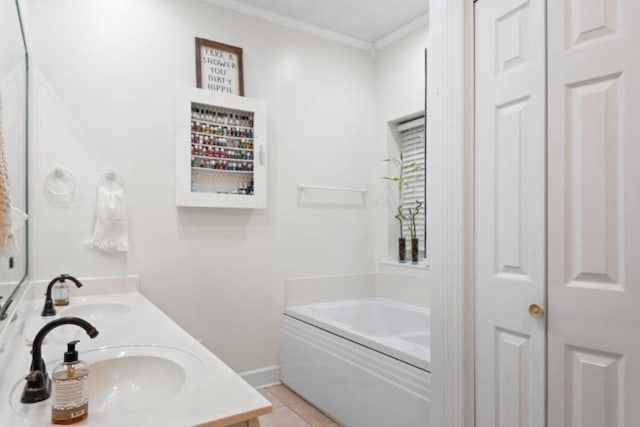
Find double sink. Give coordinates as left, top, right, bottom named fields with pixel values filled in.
left=13, top=298, right=204, bottom=424
left=3, top=290, right=271, bottom=426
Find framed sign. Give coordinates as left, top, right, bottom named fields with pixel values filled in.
left=195, top=38, right=244, bottom=96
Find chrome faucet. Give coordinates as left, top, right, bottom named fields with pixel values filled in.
left=21, top=317, right=98, bottom=404
left=42, top=274, right=83, bottom=317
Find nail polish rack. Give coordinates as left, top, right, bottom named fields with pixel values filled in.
left=176, top=89, right=267, bottom=208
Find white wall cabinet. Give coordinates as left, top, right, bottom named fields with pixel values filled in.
left=176, top=88, right=267, bottom=208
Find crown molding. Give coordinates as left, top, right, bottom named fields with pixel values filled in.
left=202, top=0, right=373, bottom=50
left=373, top=13, right=429, bottom=50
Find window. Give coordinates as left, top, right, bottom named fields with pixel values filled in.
left=398, top=115, right=426, bottom=259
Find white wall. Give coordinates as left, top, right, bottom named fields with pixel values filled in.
left=371, top=26, right=429, bottom=263
left=0, top=0, right=24, bottom=77
left=27, top=0, right=376, bottom=372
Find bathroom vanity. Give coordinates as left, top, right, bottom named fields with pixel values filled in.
left=0, top=279, right=271, bottom=426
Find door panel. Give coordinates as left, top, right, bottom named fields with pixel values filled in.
left=547, top=0, right=640, bottom=425
left=565, top=346, right=623, bottom=427
left=475, top=0, right=546, bottom=426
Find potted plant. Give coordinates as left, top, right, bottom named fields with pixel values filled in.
left=407, top=200, right=423, bottom=264
left=383, top=153, right=421, bottom=263
left=394, top=205, right=407, bottom=262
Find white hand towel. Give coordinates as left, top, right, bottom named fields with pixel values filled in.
left=86, top=185, right=129, bottom=252
left=2, top=206, right=27, bottom=257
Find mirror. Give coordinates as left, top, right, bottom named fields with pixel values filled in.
left=0, top=0, right=29, bottom=322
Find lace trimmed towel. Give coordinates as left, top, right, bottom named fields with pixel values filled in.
left=2, top=207, right=28, bottom=257
left=86, top=183, right=129, bottom=253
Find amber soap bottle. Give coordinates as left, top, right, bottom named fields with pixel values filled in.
left=51, top=340, right=89, bottom=425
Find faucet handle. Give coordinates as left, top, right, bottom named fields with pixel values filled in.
left=25, top=370, right=44, bottom=382
left=21, top=370, right=52, bottom=403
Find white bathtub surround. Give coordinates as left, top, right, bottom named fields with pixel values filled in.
left=285, top=272, right=431, bottom=310
left=375, top=272, right=431, bottom=308
left=284, top=273, right=376, bottom=307
left=286, top=298, right=430, bottom=370
left=280, top=298, right=430, bottom=426
left=0, top=283, right=271, bottom=426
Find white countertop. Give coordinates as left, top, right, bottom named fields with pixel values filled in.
left=0, top=287, right=271, bottom=426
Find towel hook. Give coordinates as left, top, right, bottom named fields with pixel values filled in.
left=45, top=166, right=77, bottom=197
left=98, top=170, right=126, bottom=191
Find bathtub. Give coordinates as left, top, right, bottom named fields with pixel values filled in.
left=279, top=298, right=431, bottom=427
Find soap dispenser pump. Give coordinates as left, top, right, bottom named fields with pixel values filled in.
left=51, top=340, right=89, bottom=425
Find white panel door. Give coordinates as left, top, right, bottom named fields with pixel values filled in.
left=474, top=0, right=546, bottom=426
left=547, top=0, right=640, bottom=425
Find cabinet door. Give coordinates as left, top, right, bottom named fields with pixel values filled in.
left=547, top=1, right=640, bottom=425
left=176, top=88, right=267, bottom=208
left=474, top=0, right=547, bottom=426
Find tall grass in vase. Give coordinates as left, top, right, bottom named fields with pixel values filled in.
left=382, top=153, right=421, bottom=263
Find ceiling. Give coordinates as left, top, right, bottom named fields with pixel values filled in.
left=204, top=0, right=429, bottom=49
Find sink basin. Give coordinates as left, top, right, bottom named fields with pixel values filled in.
left=32, top=301, right=131, bottom=319
left=59, top=302, right=131, bottom=320
left=88, top=349, right=192, bottom=413
left=11, top=345, right=205, bottom=422
left=25, top=302, right=131, bottom=344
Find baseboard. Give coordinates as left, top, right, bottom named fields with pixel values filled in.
left=239, top=365, right=281, bottom=389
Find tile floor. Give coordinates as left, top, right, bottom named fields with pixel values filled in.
left=258, top=384, right=339, bottom=427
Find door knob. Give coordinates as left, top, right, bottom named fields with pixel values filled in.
left=528, top=304, right=545, bottom=319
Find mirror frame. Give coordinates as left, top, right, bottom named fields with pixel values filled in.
left=0, top=0, right=29, bottom=321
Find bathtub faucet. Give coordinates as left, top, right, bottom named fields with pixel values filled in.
left=21, top=317, right=99, bottom=404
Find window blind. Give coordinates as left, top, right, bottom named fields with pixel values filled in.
left=399, top=116, right=426, bottom=258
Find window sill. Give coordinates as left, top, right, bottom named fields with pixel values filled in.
left=377, top=260, right=432, bottom=279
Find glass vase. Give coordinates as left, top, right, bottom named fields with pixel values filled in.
left=411, top=238, right=419, bottom=264
left=398, top=238, right=407, bottom=263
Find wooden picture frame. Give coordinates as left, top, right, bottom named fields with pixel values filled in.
left=195, top=37, right=244, bottom=96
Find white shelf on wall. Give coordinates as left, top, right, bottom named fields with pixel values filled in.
left=191, top=143, right=254, bottom=152
left=191, top=167, right=253, bottom=174
left=193, top=156, right=254, bottom=163
left=175, top=88, right=267, bottom=208
left=191, top=131, right=254, bottom=141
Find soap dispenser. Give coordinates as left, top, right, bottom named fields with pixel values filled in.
left=51, top=340, right=89, bottom=425
left=52, top=280, right=70, bottom=306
